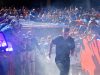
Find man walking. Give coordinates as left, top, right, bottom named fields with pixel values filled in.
left=49, top=28, right=75, bottom=75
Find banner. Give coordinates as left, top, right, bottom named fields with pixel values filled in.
left=81, top=35, right=100, bottom=75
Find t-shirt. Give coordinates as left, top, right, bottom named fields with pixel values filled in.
left=52, top=36, right=75, bottom=61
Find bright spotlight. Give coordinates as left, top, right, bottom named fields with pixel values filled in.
left=0, top=32, right=8, bottom=52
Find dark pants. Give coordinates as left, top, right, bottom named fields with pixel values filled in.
left=55, top=58, right=70, bottom=75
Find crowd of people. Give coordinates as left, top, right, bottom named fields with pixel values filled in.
left=0, top=6, right=100, bottom=34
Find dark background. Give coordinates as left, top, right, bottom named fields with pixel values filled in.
left=0, top=0, right=99, bottom=9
